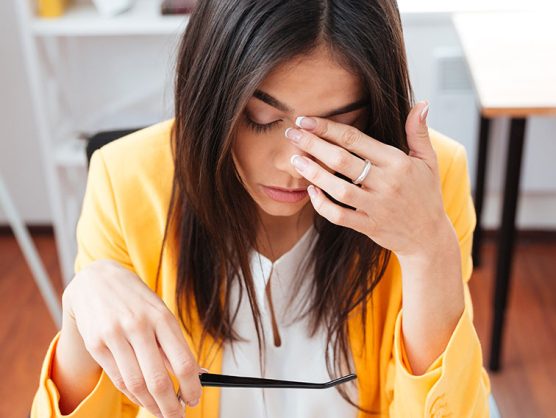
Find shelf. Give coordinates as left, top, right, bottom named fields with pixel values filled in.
left=31, top=0, right=551, bottom=37
left=32, top=1, right=189, bottom=37
left=32, top=1, right=188, bottom=37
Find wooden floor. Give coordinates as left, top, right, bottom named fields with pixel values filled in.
left=0, top=232, right=554, bottom=418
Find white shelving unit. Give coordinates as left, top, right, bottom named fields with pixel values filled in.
left=31, top=0, right=188, bottom=36
left=14, top=0, right=188, bottom=288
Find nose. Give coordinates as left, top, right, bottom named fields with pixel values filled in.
left=278, top=136, right=313, bottom=179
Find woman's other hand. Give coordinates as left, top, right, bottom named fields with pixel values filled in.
left=56, top=259, right=203, bottom=418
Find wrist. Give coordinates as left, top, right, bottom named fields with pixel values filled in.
left=53, top=327, right=102, bottom=414
left=57, top=315, right=100, bottom=372
left=398, top=215, right=459, bottom=269
left=59, top=277, right=100, bottom=373
left=61, top=274, right=79, bottom=322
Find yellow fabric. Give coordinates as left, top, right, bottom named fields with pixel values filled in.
left=30, top=119, right=491, bottom=417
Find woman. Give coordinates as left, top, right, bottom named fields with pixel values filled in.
left=31, top=0, right=491, bottom=417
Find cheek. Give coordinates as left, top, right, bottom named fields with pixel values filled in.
left=232, top=128, right=269, bottom=180
left=353, top=109, right=369, bottom=132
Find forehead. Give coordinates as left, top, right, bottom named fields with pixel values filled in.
left=256, top=47, right=363, bottom=115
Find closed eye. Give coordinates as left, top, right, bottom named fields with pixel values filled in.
left=243, top=112, right=282, bottom=134
left=242, top=108, right=364, bottom=135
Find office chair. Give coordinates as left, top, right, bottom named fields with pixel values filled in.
left=85, top=127, right=144, bottom=167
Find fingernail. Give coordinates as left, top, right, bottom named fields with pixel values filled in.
left=307, top=185, right=318, bottom=199
left=419, top=100, right=430, bottom=123
left=285, top=127, right=303, bottom=143
left=295, top=116, right=316, bottom=130
left=200, top=367, right=210, bottom=374
left=188, top=398, right=200, bottom=407
left=291, top=155, right=308, bottom=171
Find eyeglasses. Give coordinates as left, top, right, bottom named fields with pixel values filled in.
left=177, top=372, right=357, bottom=401
left=198, top=372, right=357, bottom=388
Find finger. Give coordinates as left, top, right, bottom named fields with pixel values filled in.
left=129, top=330, right=186, bottom=418
left=307, top=185, right=371, bottom=234
left=158, top=348, right=187, bottom=409
left=155, top=318, right=203, bottom=407
left=102, top=337, right=162, bottom=416
left=285, top=127, right=379, bottom=185
left=405, top=100, right=435, bottom=163
left=294, top=116, right=399, bottom=166
left=290, top=154, right=370, bottom=208
left=93, top=350, right=144, bottom=408
left=159, top=349, right=208, bottom=389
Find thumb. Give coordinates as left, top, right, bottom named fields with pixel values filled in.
left=405, top=100, right=434, bottom=162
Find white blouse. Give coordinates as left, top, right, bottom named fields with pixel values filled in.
left=219, top=224, right=359, bottom=418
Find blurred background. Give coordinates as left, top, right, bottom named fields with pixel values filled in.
left=0, top=0, right=555, bottom=417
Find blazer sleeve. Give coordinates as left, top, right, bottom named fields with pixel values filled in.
left=385, top=143, right=492, bottom=417
left=30, top=149, right=139, bottom=417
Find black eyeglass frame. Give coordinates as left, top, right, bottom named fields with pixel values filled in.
left=176, top=372, right=357, bottom=402
left=197, top=372, right=357, bottom=388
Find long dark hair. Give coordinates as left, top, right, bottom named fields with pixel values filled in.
left=156, top=0, right=413, bottom=412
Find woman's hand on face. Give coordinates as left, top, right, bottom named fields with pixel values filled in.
left=284, top=100, right=455, bottom=261
left=63, top=259, right=204, bottom=418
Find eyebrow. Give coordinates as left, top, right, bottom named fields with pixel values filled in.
left=253, top=89, right=368, bottom=118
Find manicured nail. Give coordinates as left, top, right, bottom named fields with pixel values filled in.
left=285, top=127, right=303, bottom=143
left=291, top=155, right=308, bottom=171
left=177, top=389, right=185, bottom=408
left=419, top=100, right=430, bottom=123
left=307, top=185, right=318, bottom=199
left=188, top=398, right=200, bottom=407
left=295, top=116, right=317, bottom=130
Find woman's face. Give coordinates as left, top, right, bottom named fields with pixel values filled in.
left=232, top=46, right=369, bottom=219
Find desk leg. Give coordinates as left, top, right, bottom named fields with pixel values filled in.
left=489, top=117, right=527, bottom=372
left=472, top=115, right=491, bottom=266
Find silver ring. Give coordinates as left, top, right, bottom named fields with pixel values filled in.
left=353, top=159, right=372, bottom=185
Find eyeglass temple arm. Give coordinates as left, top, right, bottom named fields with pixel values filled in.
left=198, top=372, right=357, bottom=388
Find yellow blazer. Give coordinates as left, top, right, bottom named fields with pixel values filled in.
left=31, top=119, right=491, bottom=417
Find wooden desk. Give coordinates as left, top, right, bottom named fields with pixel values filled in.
left=453, top=11, right=556, bottom=371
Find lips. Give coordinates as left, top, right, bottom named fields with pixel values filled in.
left=261, top=185, right=309, bottom=203
left=267, top=186, right=307, bottom=192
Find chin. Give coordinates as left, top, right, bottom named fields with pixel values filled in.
left=254, top=195, right=309, bottom=217
left=258, top=202, right=305, bottom=216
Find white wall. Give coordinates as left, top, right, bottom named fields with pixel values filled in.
left=0, top=0, right=52, bottom=223
left=1, top=1, right=555, bottom=229
left=402, top=15, right=556, bottom=229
